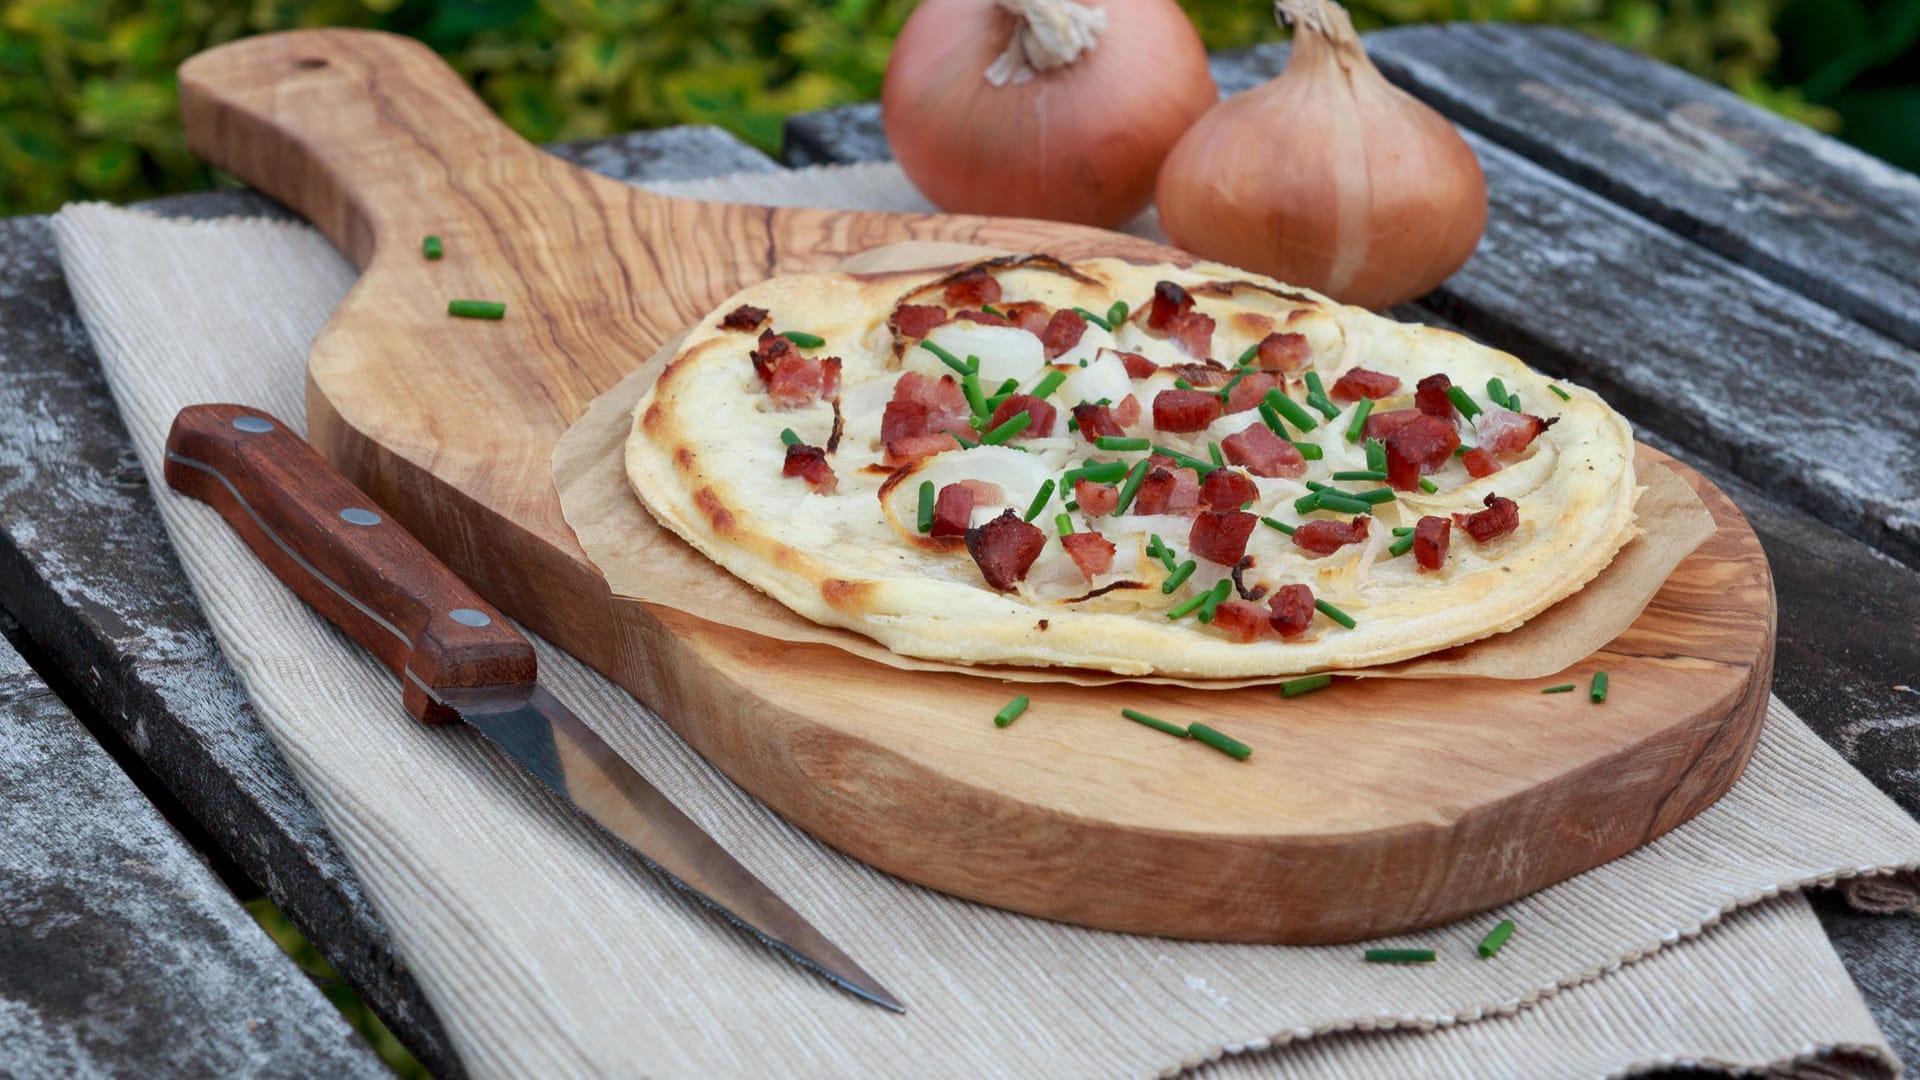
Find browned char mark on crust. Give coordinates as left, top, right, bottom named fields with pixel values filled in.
left=673, top=446, right=695, bottom=469
left=642, top=402, right=666, bottom=432
left=1061, top=580, right=1149, bottom=603
left=899, top=254, right=1102, bottom=306
left=693, top=486, right=736, bottom=535
left=1189, top=279, right=1320, bottom=307
left=821, top=577, right=876, bottom=610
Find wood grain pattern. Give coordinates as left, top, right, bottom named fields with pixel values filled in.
left=179, top=28, right=1772, bottom=941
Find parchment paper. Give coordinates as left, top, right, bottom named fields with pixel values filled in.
left=553, top=243, right=1718, bottom=689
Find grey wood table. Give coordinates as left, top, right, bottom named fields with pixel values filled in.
left=1, top=23, right=1916, bottom=1076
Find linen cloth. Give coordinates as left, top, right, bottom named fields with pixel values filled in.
left=52, top=171, right=1920, bottom=1078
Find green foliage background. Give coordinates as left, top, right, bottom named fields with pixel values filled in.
left=2, top=0, right=1916, bottom=217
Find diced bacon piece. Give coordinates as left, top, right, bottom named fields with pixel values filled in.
left=882, top=400, right=929, bottom=446
left=958, top=479, right=1005, bottom=504
left=1190, top=510, right=1258, bottom=565
left=1147, top=280, right=1193, bottom=331
left=943, top=267, right=1001, bottom=307
left=1416, top=373, right=1455, bottom=418
left=986, top=393, right=1057, bottom=439
left=1255, top=332, right=1311, bottom=373
left=1413, top=515, right=1450, bottom=572
left=1461, top=446, right=1502, bottom=478
left=1383, top=413, right=1462, bottom=491
left=885, top=432, right=960, bottom=465
left=1074, top=477, right=1120, bottom=517
left=1171, top=362, right=1232, bottom=388
left=1362, top=408, right=1426, bottom=441
left=1330, top=367, right=1401, bottom=403
left=1113, top=350, right=1158, bottom=379
left=1061, top=532, right=1116, bottom=580
left=1133, top=466, right=1201, bottom=516
left=1001, top=300, right=1053, bottom=336
left=1073, top=403, right=1126, bottom=442
left=930, top=483, right=975, bottom=537
left=955, top=309, right=1012, bottom=327
left=893, top=371, right=970, bottom=429
left=781, top=444, right=835, bottom=493
left=1293, top=516, right=1370, bottom=556
left=768, top=355, right=841, bottom=408
left=1114, top=394, right=1141, bottom=427
left=883, top=372, right=971, bottom=463
left=1200, top=468, right=1259, bottom=510
left=1455, top=493, right=1520, bottom=543
left=966, top=509, right=1045, bottom=590
left=1225, top=372, right=1283, bottom=414
left=1268, top=583, right=1316, bottom=638
left=1222, top=423, right=1306, bottom=478
left=1040, top=309, right=1089, bottom=359
left=1477, top=408, right=1556, bottom=455
left=749, top=331, right=796, bottom=386
left=1211, top=600, right=1270, bottom=642
left=889, top=304, right=948, bottom=340
left=1168, top=311, right=1215, bottom=359
left=1152, top=389, right=1224, bottom=433
left=721, top=304, right=768, bottom=332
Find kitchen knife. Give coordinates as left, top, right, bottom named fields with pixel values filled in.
left=163, top=403, right=903, bottom=1013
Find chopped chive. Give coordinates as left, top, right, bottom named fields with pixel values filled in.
left=1072, top=306, right=1111, bottom=331
left=1365, top=948, right=1435, bottom=964
left=1055, top=511, right=1074, bottom=535
left=1149, top=534, right=1178, bottom=572
left=1189, top=723, right=1252, bottom=761
left=1208, top=442, right=1225, bottom=468
left=993, top=695, right=1029, bottom=728
left=1162, top=559, right=1198, bottom=594
left=1353, top=487, right=1397, bottom=505
left=1095, top=435, right=1151, bottom=452
left=1067, top=417, right=1079, bottom=432
left=1145, top=533, right=1163, bottom=556
left=1486, top=377, right=1511, bottom=411
left=1304, top=372, right=1327, bottom=398
left=962, top=373, right=989, bottom=418
left=1332, top=469, right=1388, bottom=482
left=1107, top=300, right=1129, bottom=327
left=1258, top=401, right=1289, bottom=438
left=1195, top=580, right=1233, bottom=623
left=448, top=299, right=506, bottom=319
left=1263, top=387, right=1318, bottom=432
left=1174, top=377, right=1193, bottom=390
left=1023, top=479, right=1056, bottom=522
left=921, top=340, right=971, bottom=375
left=1445, top=385, right=1483, bottom=421
left=1237, top=342, right=1260, bottom=366
left=1541, top=684, right=1576, bottom=694
left=1365, top=437, right=1387, bottom=473
left=1590, top=671, right=1609, bottom=703
left=994, top=377, right=1021, bottom=396
left=1305, top=481, right=1330, bottom=492
left=1345, top=398, right=1375, bottom=442
left=1031, top=369, right=1067, bottom=400
left=1261, top=516, right=1295, bottom=535
left=1152, top=444, right=1217, bottom=476
left=943, top=428, right=977, bottom=449
left=1292, top=441, right=1325, bottom=461
left=1314, top=598, right=1356, bottom=628
left=422, top=234, right=443, bottom=260
left=1216, top=368, right=1251, bottom=401
left=1079, top=359, right=1089, bottom=368
left=1388, top=534, right=1415, bottom=558
left=1293, top=491, right=1322, bottom=515
left=1453, top=444, right=1471, bottom=457
left=981, top=412, right=1032, bottom=444
left=1392, top=526, right=1415, bottom=536
left=1166, top=590, right=1210, bottom=620
left=916, top=481, right=936, bottom=533
left=1067, top=461, right=1129, bottom=484
left=981, top=303, right=1004, bottom=317
left=1303, top=373, right=1341, bottom=419
left=1122, top=707, right=1188, bottom=737
left=1478, top=919, right=1516, bottom=958
left=1315, top=492, right=1373, bottom=515
left=1418, top=477, right=1439, bottom=494
left=1550, top=384, right=1572, bottom=401
left=1280, top=673, right=1331, bottom=698
left=780, top=330, right=826, bottom=348
left=1065, top=500, right=1079, bottom=511
left=779, top=428, right=802, bottom=447
left=1507, top=392, right=1521, bottom=413
left=1115, top=458, right=1152, bottom=514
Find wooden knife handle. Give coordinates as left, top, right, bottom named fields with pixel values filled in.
left=164, top=404, right=535, bottom=724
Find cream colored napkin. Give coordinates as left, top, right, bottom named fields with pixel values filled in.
left=53, top=180, right=1920, bottom=1078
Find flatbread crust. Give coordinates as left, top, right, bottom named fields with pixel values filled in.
left=627, top=257, right=1639, bottom=678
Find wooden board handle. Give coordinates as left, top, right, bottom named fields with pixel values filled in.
left=164, top=404, right=535, bottom=723
left=178, top=28, right=554, bottom=269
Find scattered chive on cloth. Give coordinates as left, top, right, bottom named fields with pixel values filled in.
left=52, top=166, right=1920, bottom=1078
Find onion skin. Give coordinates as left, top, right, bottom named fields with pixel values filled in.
left=883, top=0, right=1217, bottom=229
left=1154, top=8, right=1486, bottom=310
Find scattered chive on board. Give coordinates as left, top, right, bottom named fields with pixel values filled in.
left=1541, top=684, right=1576, bottom=694
left=1365, top=948, right=1436, bottom=964
left=1121, top=708, right=1188, bottom=738
left=1590, top=671, right=1610, bottom=703
left=780, top=330, right=825, bottom=348
left=448, top=299, right=505, bottom=320
left=1550, top=384, right=1572, bottom=401
left=993, top=695, right=1029, bottom=728
left=779, top=428, right=802, bottom=447
left=1261, top=516, right=1295, bottom=535
left=1477, top=919, right=1516, bottom=958
left=916, top=481, right=936, bottom=533
left=1189, top=723, right=1252, bottom=761
left=422, top=234, right=443, bottom=260
left=1280, top=673, right=1331, bottom=698
left=1162, top=560, right=1198, bottom=594
left=1345, top=398, right=1375, bottom=442
left=1315, top=598, right=1356, bottom=629
left=1024, top=479, right=1055, bottom=522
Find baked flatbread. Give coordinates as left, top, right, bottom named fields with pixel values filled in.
left=627, top=255, right=1638, bottom=677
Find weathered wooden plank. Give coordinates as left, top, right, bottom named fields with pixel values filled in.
left=1364, top=23, right=1920, bottom=356
left=0, top=125, right=779, bottom=1077
left=0, top=618, right=386, bottom=1078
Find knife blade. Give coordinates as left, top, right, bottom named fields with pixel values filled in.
left=163, top=403, right=903, bottom=1013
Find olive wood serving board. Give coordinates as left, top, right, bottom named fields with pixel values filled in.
left=177, top=28, right=1773, bottom=943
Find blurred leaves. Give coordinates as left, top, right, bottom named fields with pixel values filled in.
left=2, top=0, right=1912, bottom=214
